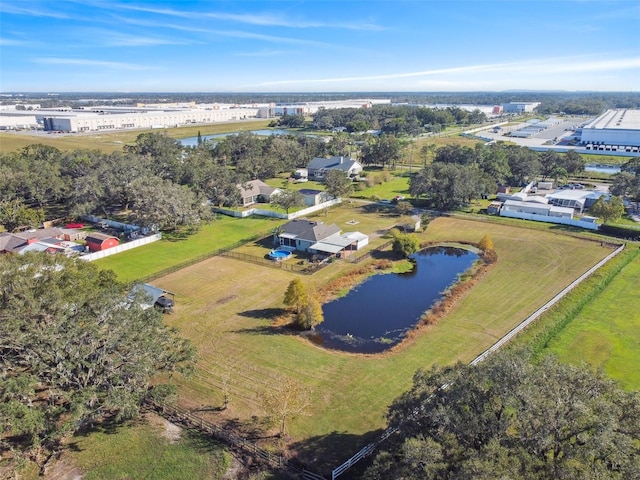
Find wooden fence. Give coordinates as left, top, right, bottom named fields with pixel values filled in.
left=146, top=399, right=326, bottom=480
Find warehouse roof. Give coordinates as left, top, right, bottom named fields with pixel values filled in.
left=583, top=109, right=640, bottom=131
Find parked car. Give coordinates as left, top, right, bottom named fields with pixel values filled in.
left=155, top=296, right=174, bottom=313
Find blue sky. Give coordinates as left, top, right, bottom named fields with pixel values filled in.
left=1, top=0, right=639, bottom=92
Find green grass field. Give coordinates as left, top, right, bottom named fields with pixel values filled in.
left=0, top=119, right=272, bottom=154
left=70, top=415, right=229, bottom=480
left=143, top=214, right=609, bottom=471
left=543, top=248, right=640, bottom=390
left=94, top=215, right=283, bottom=283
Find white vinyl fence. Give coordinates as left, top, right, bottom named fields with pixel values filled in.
left=79, top=233, right=162, bottom=261
left=215, top=198, right=342, bottom=219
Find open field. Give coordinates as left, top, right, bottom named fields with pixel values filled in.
left=95, top=215, right=283, bottom=283
left=147, top=214, right=610, bottom=470
left=0, top=119, right=272, bottom=154
left=71, top=415, right=229, bottom=480
left=543, top=248, right=640, bottom=390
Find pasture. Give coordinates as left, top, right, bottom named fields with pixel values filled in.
left=0, top=119, right=272, bottom=154
left=94, top=215, right=282, bottom=282
left=544, top=248, right=640, bottom=390
left=148, top=214, right=610, bottom=470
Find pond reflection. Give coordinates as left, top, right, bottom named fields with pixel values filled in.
left=312, top=247, right=478, bottom=353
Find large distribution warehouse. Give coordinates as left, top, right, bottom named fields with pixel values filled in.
left=579, top=109, right=640, bottom=151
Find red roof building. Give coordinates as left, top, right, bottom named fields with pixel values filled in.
left=85, top=233, right=119, bottom=252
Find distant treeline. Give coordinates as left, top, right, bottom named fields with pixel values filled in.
left=3, top=92, right=640, bottom=113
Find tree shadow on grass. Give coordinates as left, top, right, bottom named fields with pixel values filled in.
left=238, top=308, right=286, bottom=320
left=67, top=415, right=145, bottom=452
left=287, top=429, right=385, bottom=477
left=233, top=324, right=296, bottom=337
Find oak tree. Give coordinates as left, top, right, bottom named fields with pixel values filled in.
left=0, top=253, right=194, bottom=470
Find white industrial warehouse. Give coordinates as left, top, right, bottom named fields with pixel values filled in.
left=580, top=109, right=640, bottom=151
left=0, top=99, right=392, bottom=132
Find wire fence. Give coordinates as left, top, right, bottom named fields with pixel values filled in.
left=137, top=230, right=273, bottom=283
left=145, top=399, right=326, bottom=480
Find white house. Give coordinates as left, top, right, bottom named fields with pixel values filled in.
left=237, top=180, right=282, bottom=207
left=277, top=218, right=368, bottom=257
left=306, top=156, right=363, bottom=180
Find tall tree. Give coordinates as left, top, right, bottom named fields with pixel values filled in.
left=271, top=189, right=305, bottom=214
left=366, top=350, right=640, bottom=480
left=323, top=169, right=353, bottom=198
left=259, top=376, right=310, bottom=437
left=125, top=133, right=183, bottom=180
left=361, top=134, right=404, bottom=169
left=283, top=278, right=308, bottom=315
left=589, top=196, right=626, bottom=224
left=298, top=296, right=324, bottom=330
left=0, top=199, right=44, bottom=232
left=0, top=253, right=194, bottom=470
left=129, top=176, right=212, bottom=231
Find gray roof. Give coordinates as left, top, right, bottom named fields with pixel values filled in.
left=280, top=218, right=341, bottom=243
left=0, top=233, right=26, bottom=252
left=14, top=227, right=63, bottom=241
left=307, top=156, right=361, bottom=172
left=237, top=179, right=279, bottom=199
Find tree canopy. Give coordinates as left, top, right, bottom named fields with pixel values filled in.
left=589, top=196, right=626, bottom=224
left=365, top=350, right=640, bottom=480
left=0, top=253, right=194, bottom=469
left=283, top=279, right=324, bottom=330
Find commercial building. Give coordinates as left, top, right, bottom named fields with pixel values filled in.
left=579, top=109, right=640, bottom=150
left=502, top=102, right=541, bottom=113
left=39, top=106, right=260, bottom=132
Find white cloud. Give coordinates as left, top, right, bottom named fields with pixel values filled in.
left=0, top=4, right=70, bottom=19
left=249, top=56, right=640, bottom=88
left=33, top=58, right=153, bottom=71
left=0, top=37, right=34, bottom=47
left=113, top=4, right=385, bottom=31
left=235, top=49, right=291, bottom=57
left=93, top=31, right=195, bottom=47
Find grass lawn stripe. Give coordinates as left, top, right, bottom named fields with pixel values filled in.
left=544, top=250, right=640, bottom=390
left=148, top=215, right=609, bottom=469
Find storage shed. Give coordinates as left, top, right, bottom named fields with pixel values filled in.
left=85, top=232, right=119, bottom=252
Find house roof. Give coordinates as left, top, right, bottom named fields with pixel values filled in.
left=0, top=233, right=27, bottom=253
left=237, top=179, right=280, bottom=199
left=546, top=190, right=607, bottom=201
left=280, top=218, right=341, bottom=243
left=307, top=156, right=361, bottom=172
left=299, top=189, right=323, bottom=196
left=503, top=200, right=574, bottom=215
left=310, top=231, right=368, bottom=254
left=86, top=232, right=119, bottom=242
left=14, top=227, right=63, bottom=241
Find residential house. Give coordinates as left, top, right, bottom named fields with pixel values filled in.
left=0, top=228, right=64, bottom=254
left=237, top=179, right=282, bottom=207
left=277, top=218, right=368, bottom=258
left=306, top=156, right=363, bottom=181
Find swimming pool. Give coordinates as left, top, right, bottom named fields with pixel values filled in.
left=269, top=248, right=293, bottom=261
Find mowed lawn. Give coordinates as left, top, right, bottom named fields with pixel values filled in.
left=95, top=216, right=283, bottom=283
left=545, top=250, right=640, bottom=390
left=150, top=216, right=610, bottom=470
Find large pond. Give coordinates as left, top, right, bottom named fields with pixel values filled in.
left=311, top=246, right=479, bottom=354
left=585, top=164, right=621, bottom=174
left=180, top=129, right=298, bottom=147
